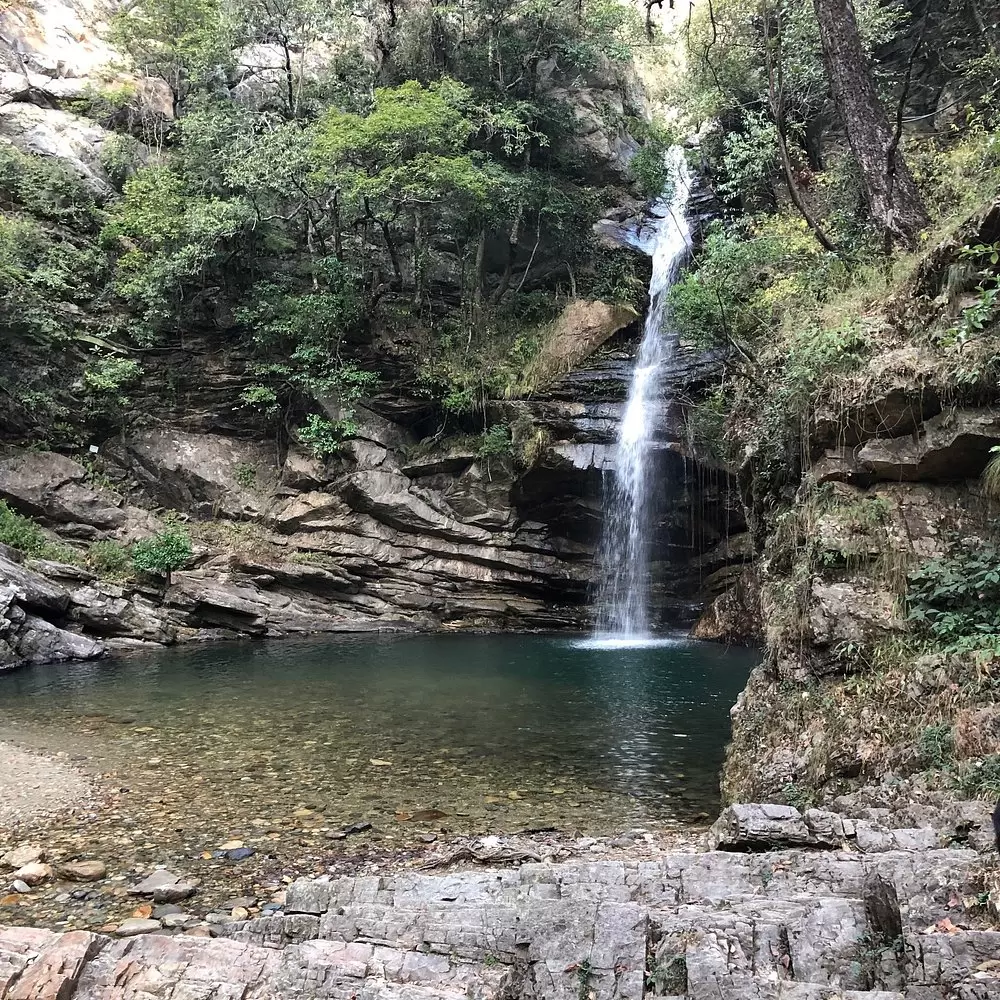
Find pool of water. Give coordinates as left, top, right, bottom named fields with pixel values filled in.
left=0, top=632, right=756, bottom=838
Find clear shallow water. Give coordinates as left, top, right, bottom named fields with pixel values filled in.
left=0, top=633, right=756, bottom=837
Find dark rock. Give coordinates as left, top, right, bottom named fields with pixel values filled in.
left=857, top=408, right=1000, bottom=481
left=342, top=822, right=373, bottom=837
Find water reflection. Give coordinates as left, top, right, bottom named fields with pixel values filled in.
left=0, top=633, right=757, bottom=830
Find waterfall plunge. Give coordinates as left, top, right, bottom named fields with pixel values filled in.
left=592, top=150, right=693, bottom=642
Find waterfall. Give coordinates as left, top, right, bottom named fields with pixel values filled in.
left=592, top=149, right=693, bottom=641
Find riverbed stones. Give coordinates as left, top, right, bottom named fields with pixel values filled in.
left=12, top=863, right=52, bottom=886
left=0, top=837, right=992, bottom=999
left=115, top=917, right=162, bottom=937
left=58, top=861, right=107, bottom=882
left=128, top=870, right=196, bottom=902
left=1, top=846, right=44, bottom=869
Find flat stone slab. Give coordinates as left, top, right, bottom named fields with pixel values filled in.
left=0, top=840, right=992, bottom=999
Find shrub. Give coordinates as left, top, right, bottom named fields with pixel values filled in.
left=0, top=500, right=50, bottom=556
left=917, top=723, right=955, bottom=770
left=131, top=525, right=192, bottom=577
left=907, top=538, right=1000, bottom=656
left=477, top=424, right=512, bottom=459
left=959, top=754, right=1000, bottom=800
left=87, top=540, right=131, bottom=578
left=298, top=413, right=355, bottom=459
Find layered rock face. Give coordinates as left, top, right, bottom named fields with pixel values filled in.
left=0, top=318, right=746, bottom=662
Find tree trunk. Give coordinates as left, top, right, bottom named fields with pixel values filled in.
left=812, top=0, right=929, bottom=248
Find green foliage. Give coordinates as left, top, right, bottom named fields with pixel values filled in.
left=297, top=413, right=354, bottom=459
left=418, top=317, right=543, bottom=416
left=82, top=353, right=144, bottom=424
left=108, top=0, right=235, bottom=114
left=717, top=111, right=778, bottom=206
left=908, top=538, right=1000, bottom=657
left=958, top=755, right=1000, bottom=800
left=131, top=524, right=193, bottom=576
left=102, top=165, right=253, bottom=336
left=588, top=247, right=644, bottom=305
left=646, top=954, right=687, bottom=996
left=0, top=501, right=53, bottom=557
left=781, top=781, right=814, bottom=812
left=982, top=446, right=1000, bottom=499
left=233, top=463, right=257, bottom=488
left=477, top=424, right=512, bottom=459
left=0, top=143, right=99, bottom=224
left=918, top=724, right=955, bottom=770
left=86, top=540, right=131, bottom=578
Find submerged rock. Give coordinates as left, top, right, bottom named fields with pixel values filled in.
left=129, top=870, right=196, bottom=902
left=58, top=860, right=107, bottom=882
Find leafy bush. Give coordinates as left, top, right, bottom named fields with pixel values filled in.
left=0, top=500, right=51, bottom=556
left=297, top=413, right=354, bottom=459
left=958, top=754, right=1000, bottom=800
left=907, top=539, right=1000, bottom=656
left=918, top=723, right=955, bottom=770
left=87, top=539, right=131, bottom=578
left=477, top=424, right=512, bottom=458
left=131, top=525, right=192, bottom=576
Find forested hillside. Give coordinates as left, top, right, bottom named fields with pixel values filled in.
left=1, top=0, right=659, bottom=447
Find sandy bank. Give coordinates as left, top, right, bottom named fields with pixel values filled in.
left=0, top=742, right=92, bottom=829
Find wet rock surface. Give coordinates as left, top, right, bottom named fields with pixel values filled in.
left=0, top=829, right=994, bottom=999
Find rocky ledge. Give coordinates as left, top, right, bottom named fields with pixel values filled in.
left=1, top=803, right=997, bottom=999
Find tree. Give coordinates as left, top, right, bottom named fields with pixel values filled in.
left=812, top=0, right=929, bottom=248
left=131, top=525, right=193, bottom=582
left=109, top=0, right=234, bottom=117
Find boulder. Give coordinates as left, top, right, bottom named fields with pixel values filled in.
left=13, top=861, right=53, bottom=886
left=15, top=613, right=105, bottom=665
left=0, top=556, right=70, bottom=614
left=103, top=430, right=274, bottom=519
left=707, top=803, right=814, bottom=850
left=340, top=471, right=492, bottom=544
left=58, top=860, right=107, bottom=881
left=807, top=577, right=901, bottom=671
left=165, top=575, right=268, bottom=634
left=0, top=0, right=118, bottom=80
left=0, top=104, right=112, bottom=195
left=129, top=870, right=196, bottom=902
left=690, top=568, right=761, bottom=644
left=2, top=845, right=44, bottom=869
left=531, top=300, right=636, bottom=380
left=115, top=918, right=162, bottom=937
left=69, top=584, right=174, bottom=643
left=0, top=451, right=124, bottom=530
left=279, top=447, right=327, bottom=491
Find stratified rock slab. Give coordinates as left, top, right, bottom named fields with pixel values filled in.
left=0, top=843, right=995, bottom=998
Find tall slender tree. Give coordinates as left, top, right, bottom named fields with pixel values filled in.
left=812, top=0, right=928, bottom=248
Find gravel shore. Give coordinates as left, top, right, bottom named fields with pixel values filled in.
left=0, top=742, right=92, bottom=828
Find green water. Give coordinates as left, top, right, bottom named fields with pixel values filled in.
left=0, top=633, right=756, bottom=840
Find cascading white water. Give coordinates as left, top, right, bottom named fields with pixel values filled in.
left=592, top=149, right=693, bottom=641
